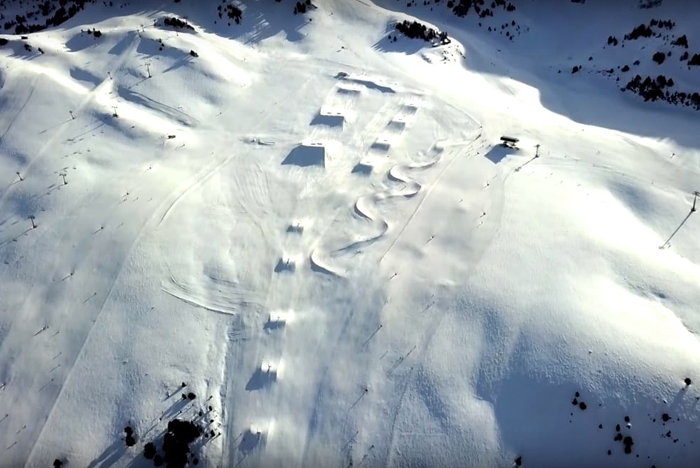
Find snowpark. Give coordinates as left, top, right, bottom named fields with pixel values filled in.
left=0, top=0, right=699, bottom=467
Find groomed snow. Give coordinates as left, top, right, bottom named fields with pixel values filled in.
left=0, top=0, right=699, bottom=467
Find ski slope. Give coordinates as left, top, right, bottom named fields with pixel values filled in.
left=0, top=0, right=699, bottom=467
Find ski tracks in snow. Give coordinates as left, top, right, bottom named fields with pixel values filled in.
left=223, top=72, right=425, bottom=467
left=293, top=88, right=500, bottom=467
left=181, top=69, right=491, bottom=468
left=225, top=74, right=387, bottom=466
left=294, top=79, right=492, bottom=468
left=310, top=93, right=427, bottom=273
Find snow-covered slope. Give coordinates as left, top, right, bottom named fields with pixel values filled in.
left=0, top=0, right=699, bottom=467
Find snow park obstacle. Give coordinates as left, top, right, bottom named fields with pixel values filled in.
left=500, top=136, right=519, bottom=148
left=282, top=142, right=326, bottom=167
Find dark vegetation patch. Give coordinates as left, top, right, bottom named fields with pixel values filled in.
left=446, top=0, right=516, bottom=18
left=47, top=381, right=221, bottom=467
left=652, top=51, right=665, bottom=64
left=131, top=384, right=217, bottom=468
left=623, top=19, right=674, bottom=42
left=144, top=442, right=157, bottom=460
left=673, top=34, right=688, bottom=48
left=159, top=419, right=202, bottom=468
left=81, top=27, right=102, bottom=37
left=567, top=385, right=700, bottom=460
left=395, top=20, right=449, bottom=45
left=625, top=23, right=653, bottom=41
left=624, top=74, right=700, bottom=110
left=293, top=0, right=316, bottom=15
left=216, top=3, right=242, bottom=24
left=589, top=10, right=700, bottom=111
left=125, top=425, right=137, bottom=447
left=400, top=0, right=522, bottom=41
left=162, top=16, right=194, bottom=31
left=1, top=0, right=95, bottom=35
left=604, top=14, right=700, bottom=68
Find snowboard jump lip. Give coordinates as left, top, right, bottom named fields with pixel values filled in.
left=281, top=142, right=326, bottom=167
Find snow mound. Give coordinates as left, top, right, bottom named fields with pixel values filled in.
left=281, top=142, right=326, bottom=167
